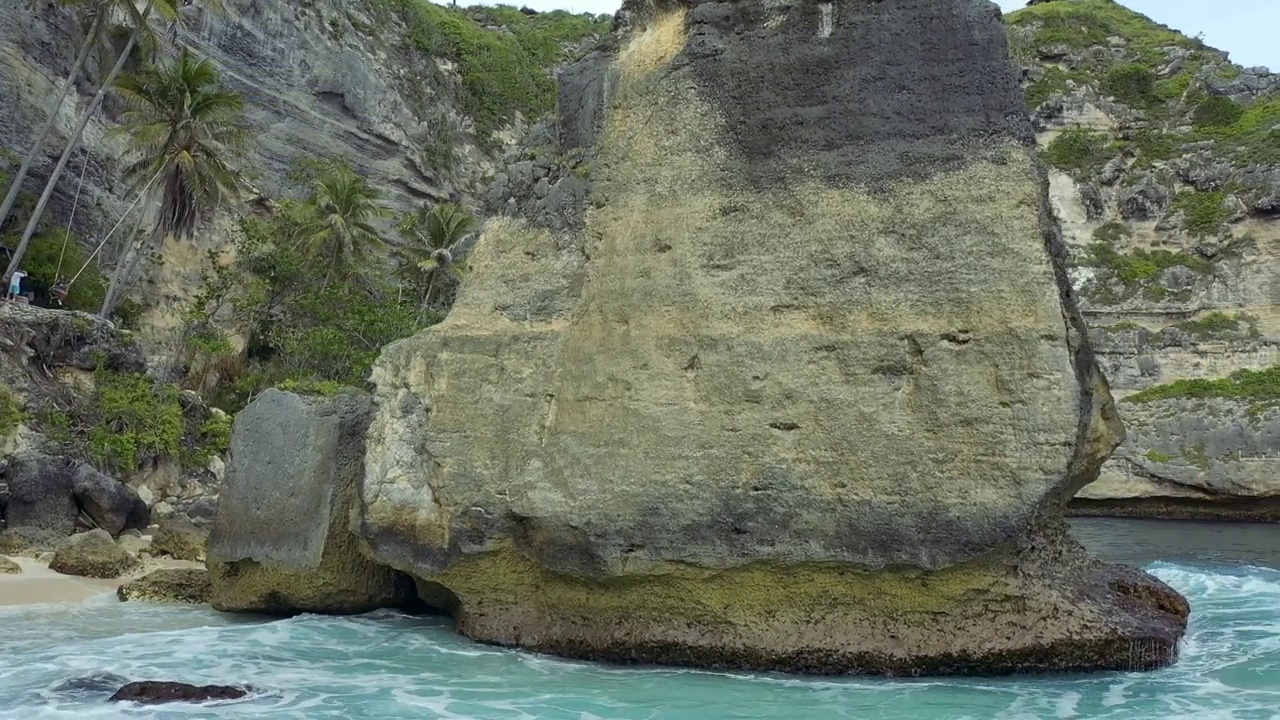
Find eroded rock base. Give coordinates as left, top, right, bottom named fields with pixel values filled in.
left=411, top=524, right=1187, bottom=676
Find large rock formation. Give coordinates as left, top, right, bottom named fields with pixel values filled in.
left=356, top=0, right=1188, bottom=675
left=207, top=389, right=411, bottom=614
left=1005, top=1, right=1280, bottom=518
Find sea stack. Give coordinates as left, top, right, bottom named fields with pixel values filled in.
left=351, top=0, right=1188, bottom=674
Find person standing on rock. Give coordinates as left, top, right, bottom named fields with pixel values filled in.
left=5, top=268, right=26, bottom=301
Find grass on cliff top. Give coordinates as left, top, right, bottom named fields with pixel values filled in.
left=1005, top=0, right=1200, bottom=65
left=1125, top=366, right=1280, bottom=404
left=381, top=1, right=610, bottom=141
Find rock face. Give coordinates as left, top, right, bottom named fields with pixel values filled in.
left=357, top=0, right=1188, bottom=675
left=1006, top=1, right=1280, bottom=518
left=207, top=390, right=410, bottom=614
left=2, top=452, right=79, bottom=534
left=118, top=568, right=212, bottom=604
left=1076, top=396, right=1280, bottom=520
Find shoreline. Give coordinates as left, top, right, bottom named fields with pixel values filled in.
left=0, top=555, right=204, bottom=608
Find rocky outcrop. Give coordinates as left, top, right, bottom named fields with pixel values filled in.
left=353, top=0, right=1187, bottom=675
left=1007, top=1, right=1280, bottom=518
left=207, top=389, right=410, bottom=614
left=2, top=452, right=79, bottom=534
left=108, top=681, right=249, bottom=705
left=0, top=556, right=20, bottom=574
left=118, top=568, right=212, bottom=604
left=49, top=529, right=137, bottom=578
left=0, top=304, right=228, bottom=532
left=1076, top=396, right=1280, bottom=520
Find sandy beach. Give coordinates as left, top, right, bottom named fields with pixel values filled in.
left=0, top=555, right=204, bottom=607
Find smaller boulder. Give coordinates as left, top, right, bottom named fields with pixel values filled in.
left=2, top=452, right=78, bottom=534
left=49, top=530, right=137, bottom=578
left=72, top=465, right=150, bottom=536
left=183, top=496, right=218, bottom=527
left=118, top=568, right=211, bottom=604
left=108, top=681, right=249, bottom=705
left=150, top=519, right=207, bottom=561
left=0, top=556, right=20, bottom=574
left=0, top=527, right=63, bottom=556
left=116, top=529, right=149, bottom=556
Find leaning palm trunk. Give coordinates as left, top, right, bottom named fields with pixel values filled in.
left=3, top=0, right=156, bottom=280
left=0, top=9, right=106, bottom=234
left=100, top=213, right=157, bottom=316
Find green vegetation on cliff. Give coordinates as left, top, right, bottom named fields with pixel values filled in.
left=378, top=1, right=609, bottom=141
left=1007, top=0, right=1279, bottom=169
left=36, top=368, right=231, bottom=474
left=1125, top=366, right=1280, bottom=404
left=0, top=387, right=23, bottom=437
left=1007, top=0, right=1197, bottom=64
left=1173, top=311, right=1261, bottom=339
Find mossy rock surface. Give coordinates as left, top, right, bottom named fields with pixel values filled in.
left=150, top=520, right=208, bottom=562
left=49, top=530, right=138, bottom=579
left=0, top=527, right=65, bottom=556
left=117, top=568, right=212, bottom=604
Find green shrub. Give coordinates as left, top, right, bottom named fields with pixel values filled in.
left=1126, top=366, right=1280, bottom=404
left=1102, top=64, right=1156, bottom=106
left=1092, top=221, right=1133, bottom=244
left=1173, top=191, right=1230, bottom=237
left=1173, top=312, right=1243, bottom=338
left=184, top=413, right=232, bottom=467
left=0, top=388, right=23, bottom=437
left=83, top=371, right=186, bottom=472
left=1145, top=448, right=1173, bottom=463
left=1043, top=128, right=1110, bottom=173
left=1087, top=243, right=1209, bottom=284
left=1005, top=0, right=1198, bottom=66
left=6, top=230, right=105, bottom=312
left=1192, top=96, right=1245, bottom=129
left=381, top=1, right=609, bottom=141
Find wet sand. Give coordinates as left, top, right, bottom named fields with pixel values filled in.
left=0, top=556, right=204, bottom=607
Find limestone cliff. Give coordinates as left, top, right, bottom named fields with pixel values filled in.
left=355, top=0, right=1187, bottom=675
left=1006, top=0, right=1280, bottom=519
left=0, top=0, right=607, bottom=350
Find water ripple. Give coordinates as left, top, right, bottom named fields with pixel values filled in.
left=0, top=562, right=1277, bottom=720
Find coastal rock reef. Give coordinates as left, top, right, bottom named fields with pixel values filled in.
left=211, top=0, right=1189, bottom=676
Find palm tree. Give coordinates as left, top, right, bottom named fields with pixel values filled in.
left=3, top=0, right=184, bottom=281
left=394, top=203, right=477, bottom=313
left=292, top=167, right=388, bottom=286
left=100, top=48, right=249, bottom=316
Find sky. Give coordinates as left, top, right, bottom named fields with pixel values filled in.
left=501, top=0, right=1277, bottom=71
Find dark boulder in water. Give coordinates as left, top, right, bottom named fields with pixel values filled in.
left=107, top=681, right=249, bottom=704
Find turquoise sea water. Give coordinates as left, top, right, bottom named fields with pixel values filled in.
left=2, top=520, right=1278, bottom=720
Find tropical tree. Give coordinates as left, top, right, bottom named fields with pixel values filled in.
left=292, top=166, right=388, bottom=286
left=100, top=48, right=250, bottom=316
left=3, top=0, right=187, bottom=281
left=394, top=203, right=477, bottom=314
